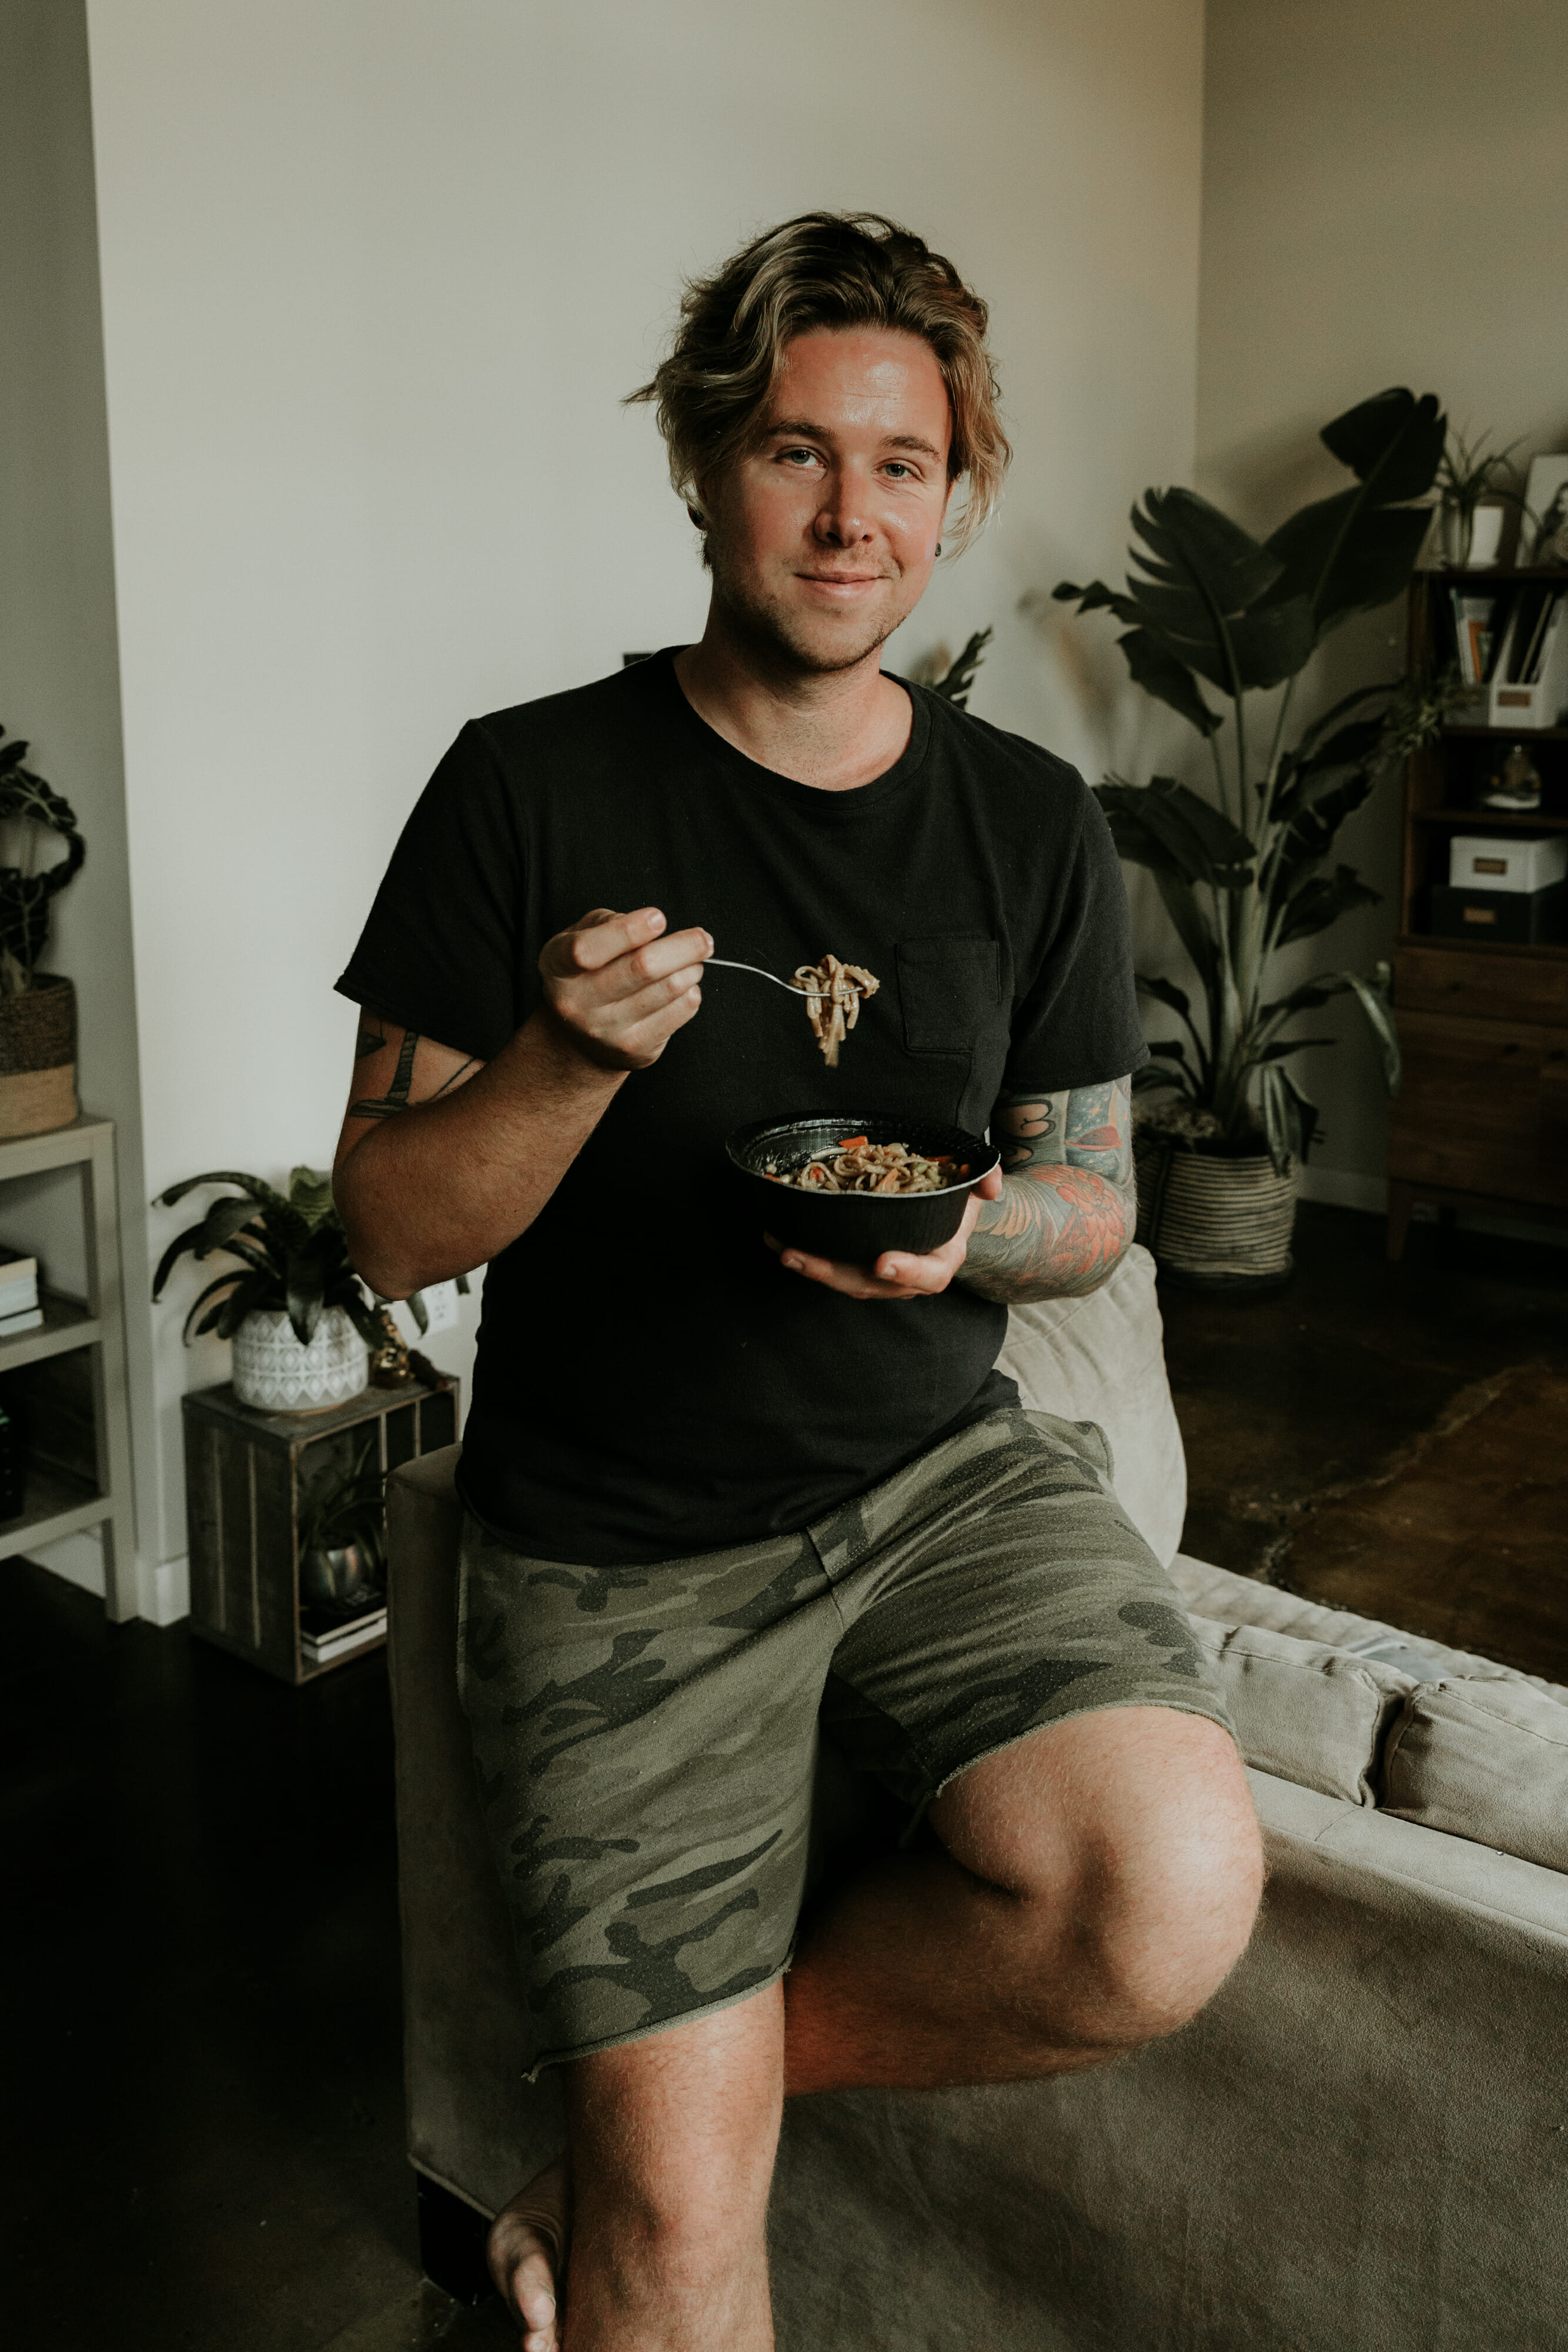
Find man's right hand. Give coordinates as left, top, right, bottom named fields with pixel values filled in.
left=540, top=907, right=712, bottom=1071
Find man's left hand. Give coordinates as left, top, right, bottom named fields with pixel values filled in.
left=764, top=1167, right=1004, bottom=1302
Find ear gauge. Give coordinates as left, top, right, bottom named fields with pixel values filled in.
left=687, top=505, right=706, bottom=528
left=934, top=542, right=943, bottom=558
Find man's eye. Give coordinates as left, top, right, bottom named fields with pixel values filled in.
left=884, top=462, right=914, bottom=479
left=780, top=447, right=820, bottom=466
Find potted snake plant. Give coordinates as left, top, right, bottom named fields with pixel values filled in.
left=1053, top=386, right=1461, bottom=1288
left=0, top=725, right=86, bottom=1138
left=152, top=1163, right=451, bottom=1413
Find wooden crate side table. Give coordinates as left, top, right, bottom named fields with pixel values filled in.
left=182, top=1375, right=459, bottom=1683
left=0, top=1117, right=136, bottom=1618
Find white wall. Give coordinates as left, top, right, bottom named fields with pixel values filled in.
left=1198, top=0, right=1568, bottom=1204
left=0, top=0, right=163, bottom=1614
left=78, top=0, right=1208, bottom=1602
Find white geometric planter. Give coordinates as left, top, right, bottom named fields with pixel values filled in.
left=231, top=1304, right=369, bottom=1415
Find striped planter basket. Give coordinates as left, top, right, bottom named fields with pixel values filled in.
left=1134, top=1134, right=1298, bottom=1288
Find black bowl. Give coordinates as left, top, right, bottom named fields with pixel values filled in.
left=726, top=1113, right=1000, bottom=1266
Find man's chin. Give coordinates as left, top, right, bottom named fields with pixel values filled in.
left=725, top=598, right=902, bottom=678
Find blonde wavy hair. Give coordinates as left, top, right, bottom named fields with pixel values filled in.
left=628, top=212, right=1009, bottom=556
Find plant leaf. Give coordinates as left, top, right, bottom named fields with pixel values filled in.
left=1274, top=864, right=1381, bottom=947
left=1257, top=1062, right=1320, bottom=1174
left=1307, top=963, right=1402, bottom=1094
left=1320, top=386, right=1447, bottom=500
left=285, top=1241, right=329, bottom=1347
left=929, top=626, right=994, bottom=708
left=404, top=1289, right=430, bottom=1337
left=1268, top=769, right=1378, bottom=910
left=1136, top=974, right=1193, bottom=1021
left=1116, top=629, right=1221, bottom=738
left=182, top=1271, right=245, bottom=1344
left=1252, top=1036, right=1338, bottom=1063
left=1262, top=388, right=1444, bottom=644
left=1098, top=776, right=1253, bottom=888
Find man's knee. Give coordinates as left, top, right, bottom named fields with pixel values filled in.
left=945, top=1707, right=1263, bottom=2049
left=1064, top=1783, right=1264, bottom=2044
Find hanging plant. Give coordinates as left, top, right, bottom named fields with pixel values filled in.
left=0, top=727, right=86, bottom=996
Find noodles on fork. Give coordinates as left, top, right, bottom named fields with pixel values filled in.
left=791, top=953, right=879, bottom=1067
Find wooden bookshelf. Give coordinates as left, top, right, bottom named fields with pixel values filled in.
left=0, top=1119, right=135, bottom=1612
left=1388, top=570, right=1568, bottom=1256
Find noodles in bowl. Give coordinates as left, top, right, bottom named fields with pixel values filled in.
left=727, top=1114, right=999, bottom=1265
left=763, top=1136, right=969, bottom=1196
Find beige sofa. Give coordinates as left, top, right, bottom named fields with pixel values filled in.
left=388, top=1248, right=1568, bottom=2350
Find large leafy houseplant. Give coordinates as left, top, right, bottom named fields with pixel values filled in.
left=152, top=1163, right=447, bottom=1345
left=1052, top=387, right=1453, bottom=1171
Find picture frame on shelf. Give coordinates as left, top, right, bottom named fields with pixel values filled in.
left=1523, top=455, right=1568, bottom=566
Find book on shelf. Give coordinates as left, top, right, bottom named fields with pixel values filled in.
left=0, top=1248, right=40, bottom=1320
left=300, top=1610, right=387, bottom=1664
left=1449, top=589, right=1496, bottom=687
left=299, top=1590, right=387, bottom=1665
left=0, top=1305, right=44, bottom=1337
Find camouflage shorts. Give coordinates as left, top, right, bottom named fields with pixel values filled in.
left=457, top=1404, right=1232, bottom=2077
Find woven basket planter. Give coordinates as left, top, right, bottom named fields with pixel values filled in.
left=0, top=973, right=78, bottom=1138
left=1135, top=1132, right=1298, bottom=1290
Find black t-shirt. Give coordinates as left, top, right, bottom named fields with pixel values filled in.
left=336, top=650, right=1145, bottom=1565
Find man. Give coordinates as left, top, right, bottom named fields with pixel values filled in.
left=334, top=212, right=1261, bottom=2352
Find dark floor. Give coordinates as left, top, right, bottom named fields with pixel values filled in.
left=5, top=1201, right=1565, bottom=2350
left=1160, top=1200, right=1568, bottom=1678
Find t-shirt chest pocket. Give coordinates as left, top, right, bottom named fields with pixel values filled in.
left=895, top=936, right=1002, bottom=1055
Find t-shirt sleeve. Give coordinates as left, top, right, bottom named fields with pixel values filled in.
left=334, top=719, right=522, bottom=1063
left=1001, top=779, right=1148, bottom=1096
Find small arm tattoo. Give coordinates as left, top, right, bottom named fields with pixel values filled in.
left=350, top=1028, right=420, bottom=1121
left=962, top=1075, right=1134, bottom=1304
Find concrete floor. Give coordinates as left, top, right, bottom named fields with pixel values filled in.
left=5, top=1201, right=1564, bottom=2349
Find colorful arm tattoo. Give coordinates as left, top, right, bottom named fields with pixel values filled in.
left=961, top=1074, right=1135, bottom=1304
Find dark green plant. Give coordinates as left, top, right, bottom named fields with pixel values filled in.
left=151, top=1162, right=453, bottom=1346
left=1052, top=387, right=1457, bottom=1170
left=0, top=726, right=86, bottom=995
left=1433, top=426, right=1523, bottom=563
left=930, top=627, right=993, bottom=709
left=298, top=1435, right=387, bottom=1573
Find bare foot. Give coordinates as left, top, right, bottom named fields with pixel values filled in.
left=487, top=2154, right=570, bottom=2351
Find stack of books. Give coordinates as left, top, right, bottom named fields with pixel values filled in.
left=0, top=1249, right=43, bottom=1338
left=1450, top=582, right=1568, bottom=728
left=299, top=1592, right=387, bottom=1668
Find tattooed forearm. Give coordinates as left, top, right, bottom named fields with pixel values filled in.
left=962, top=1074, right=1135, bottom=1304
left=355, top=1022, right=387, bottom=1061
left=350, top=1028, right=421, bottom=1121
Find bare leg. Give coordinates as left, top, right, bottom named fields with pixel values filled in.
left=490, top=1987, right=784, bottom=2351
left=489, top=1707, right=1262, bottom=2338
left=785, top=1706, right=1263, bottom=2094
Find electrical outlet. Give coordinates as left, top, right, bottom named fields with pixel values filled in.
left=420, top=1280, right=461, bottom=1334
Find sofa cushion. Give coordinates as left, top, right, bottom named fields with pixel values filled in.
left=1192, top=1618, right=1411, bottom=1805
left=1171, top=1552, right=1568, bottom=1708
left=1383, top=1679, right=1568, bottom=1874
left=997, top=1244, right=1185, bottom=1567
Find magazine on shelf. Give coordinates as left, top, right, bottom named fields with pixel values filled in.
left=299, top=1590, right=387, bottom=1664
left=300, top=1611, right=387, bottom=1664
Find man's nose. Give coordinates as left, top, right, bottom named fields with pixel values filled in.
left=814, top=472, right=874, bottom=545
